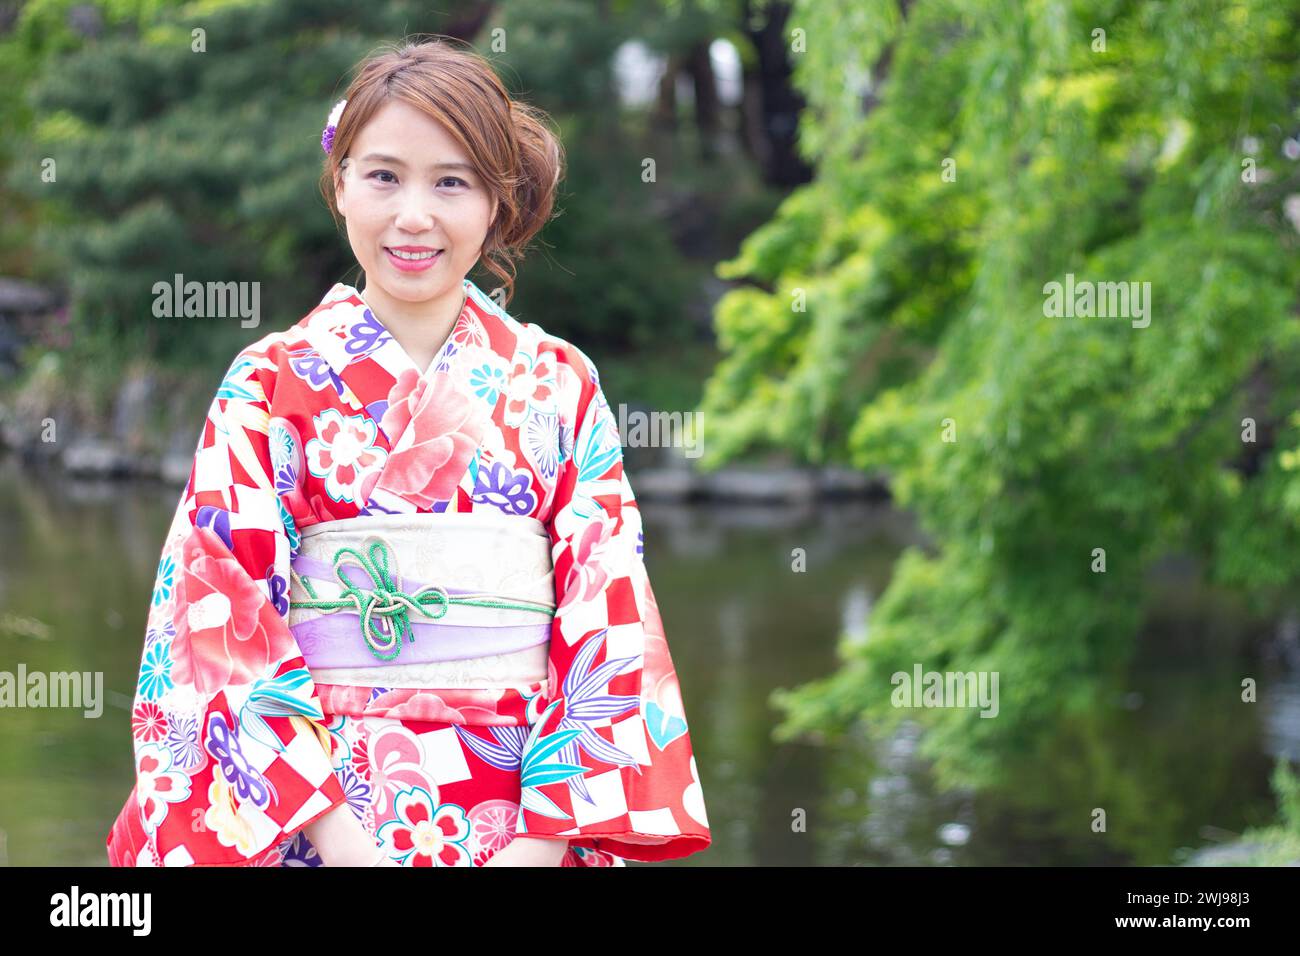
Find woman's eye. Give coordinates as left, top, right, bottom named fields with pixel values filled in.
left=366, top=171, right=467, bottom=189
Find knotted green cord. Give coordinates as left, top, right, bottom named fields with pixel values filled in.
left=289, top=539, right=555, bottom=662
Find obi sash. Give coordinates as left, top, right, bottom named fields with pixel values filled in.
left=287, top=511, right=556, bottom=691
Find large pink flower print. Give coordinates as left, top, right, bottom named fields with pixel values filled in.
left=557, top=508, right=618, bottom=614
left=168, top=527, right=297, bottom=694
left=366, top=369, right=486, bottom=509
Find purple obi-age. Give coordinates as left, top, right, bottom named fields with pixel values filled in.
left=287, top=512, right=556, bottom=690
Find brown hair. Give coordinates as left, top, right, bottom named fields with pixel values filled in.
left=319, top=35, right=564, bottom=305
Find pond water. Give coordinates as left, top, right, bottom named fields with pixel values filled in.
left=0, top=455, right=1294, bottom=866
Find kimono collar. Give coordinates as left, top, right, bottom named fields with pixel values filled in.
left=293, top=277, right=505, bottom=412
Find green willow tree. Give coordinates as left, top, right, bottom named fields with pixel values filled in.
left=699, top=0, right=1300, bottom=789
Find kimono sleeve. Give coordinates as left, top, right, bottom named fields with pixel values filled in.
left=516, top=355, right=711, bottom=862
left=105, top=351, right=348, bottom=866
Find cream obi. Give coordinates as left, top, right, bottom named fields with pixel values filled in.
left=287, top=512, right=555, bottom=689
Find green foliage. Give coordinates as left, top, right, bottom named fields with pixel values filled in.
left=486, top=0, right=725, bottom=355
left=4, top=0, right=707, bottom=374
left=1272, top=758, right=1300, bottom=837
left=9, top=0, right=451, bottom=370
left=702, top=0, right=1300, bottom=790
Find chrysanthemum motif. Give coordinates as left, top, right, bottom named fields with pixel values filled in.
left=137, top=641, right=173, bottom=702
left=132, top=701, right=168, bottom=743
left=151, top=553, right=175, bottom=608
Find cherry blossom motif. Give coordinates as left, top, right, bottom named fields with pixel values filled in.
left=168, top=527, right=297, bottom=695
left=502, top=351, right=557, bottom=429
left=365, top=370, right=486, bottom=509
left=131, top=701, right=168, bottom=743
left=135, top=743, right=192, bottom=834
left=375, top=786, right=473, bottom=867
left=557, top=506, right=618, bottom=614
left=305, top=408, right=388, bottom=504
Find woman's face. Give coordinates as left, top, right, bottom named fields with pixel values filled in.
left=335, top=99, right=498, bottom=311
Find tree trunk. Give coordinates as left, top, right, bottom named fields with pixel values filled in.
left=685, top=40, right=720, bottom=162
left=740, top=0, right=811, bottom=187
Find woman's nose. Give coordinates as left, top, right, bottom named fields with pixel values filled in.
left=393, top=192, right=436, bottom=232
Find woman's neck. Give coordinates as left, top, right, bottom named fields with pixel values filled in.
left=358, top=278, right=466, bottom=375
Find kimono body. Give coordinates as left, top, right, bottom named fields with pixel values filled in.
left=105, top=278, right=711, bottom=867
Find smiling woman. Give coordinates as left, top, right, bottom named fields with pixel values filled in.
left=332, top=98, right=498, bottom=368
left=104, top=35, right=712, bottom=869
left=320, top=40, right=561, bottom=354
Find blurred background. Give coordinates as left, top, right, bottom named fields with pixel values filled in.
left=2, top=0, right=1300, bottom=866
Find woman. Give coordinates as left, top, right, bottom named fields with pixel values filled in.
left=105, top=36, right=710, bottom=867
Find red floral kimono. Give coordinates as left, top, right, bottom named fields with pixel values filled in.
left=104, top=278, right=711, bottom=866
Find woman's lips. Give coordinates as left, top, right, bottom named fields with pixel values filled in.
left=385, top=247, right=443, bottom=273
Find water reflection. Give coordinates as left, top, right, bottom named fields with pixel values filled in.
left=0, top=455, right=1294, bottom=866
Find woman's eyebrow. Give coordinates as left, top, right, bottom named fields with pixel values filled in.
left=358, top=152, right=475, bottom=173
